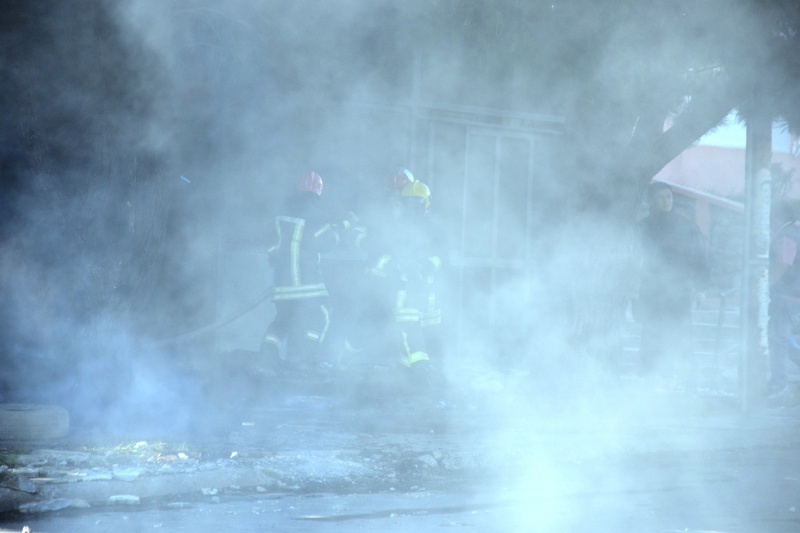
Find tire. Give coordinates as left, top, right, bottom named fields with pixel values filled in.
left=0, top=404, right=70, bottom=440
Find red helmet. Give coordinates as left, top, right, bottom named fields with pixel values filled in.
left=297, top=171, right=323, bottom=196
left=388, top=167, right=414, bottom=190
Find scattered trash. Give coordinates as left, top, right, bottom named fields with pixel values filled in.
left=68, top=470, right=112, bottom=482
left=108, top=495, right=140, bottom=506
left=0, top=471, right=37, bottom=493
left=112, top=466, right=141, bottom=481
left=167, top=502, right=193, bottom=510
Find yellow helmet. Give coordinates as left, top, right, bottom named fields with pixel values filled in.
left=401, top=181, right=431, bottom=211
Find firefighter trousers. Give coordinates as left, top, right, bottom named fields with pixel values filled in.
left=260, top=297, right=331, bottom=363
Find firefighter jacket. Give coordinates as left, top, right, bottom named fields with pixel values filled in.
left=365, top=213, right=442, bottom=322
left=268, top=193, right=342, bottom=301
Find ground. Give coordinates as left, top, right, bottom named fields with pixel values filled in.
left=1, top=359, right=800, bottom=532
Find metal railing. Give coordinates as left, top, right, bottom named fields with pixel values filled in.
left=713, top=285, right=740, bottom=368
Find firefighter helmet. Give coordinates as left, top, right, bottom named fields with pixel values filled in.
left=297, top=171, right=323, bottom=196
left=401, top=180, right=431, bottom=211
left=389, top=168, right=415, bottom=190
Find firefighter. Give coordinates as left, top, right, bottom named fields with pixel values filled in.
left=336, top=168, right=416, bottom=368
left=404, top=182, right=443, bottom=360
left=366, top=178, right=442, bottom=387
left=389, top=167, right=415, bottom=194
left=259, top=171, right=350, bottom=377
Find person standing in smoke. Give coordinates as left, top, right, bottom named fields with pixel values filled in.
left=337, top=168, right=416, bottom=366
left=259, top=171, right=352, bottom=376
left=637, top=181, right=708, bottom=385
left=364, top=175, right=442, bottom=388
left=768, top=201, right=800, bottom=397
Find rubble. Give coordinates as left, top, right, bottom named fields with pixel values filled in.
left=0, top=472, right=37, bottom=493
left=167, top=501, right=193, bottom=509
left=108, top=494, right=140, bottom=505
left=19, top=498, right=89, bottom=513
left=1, top=387, right=800, bottom=516
left=111, top=466, right=142, bottom=481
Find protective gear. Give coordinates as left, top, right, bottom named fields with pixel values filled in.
left=401, top=181, right=431, bottom=211
left=297, top=171, right=323, bottom=196
left=364, top=197, right=439, bottom=379
left=261, top=190, right=339, bottom=369
left=389, top=168, right=415, bottom=190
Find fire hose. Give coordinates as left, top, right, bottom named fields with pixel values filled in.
left=156, top=287, right=274, bottom=346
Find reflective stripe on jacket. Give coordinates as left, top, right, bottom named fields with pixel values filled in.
left=270, top=194, right=339, bottom=301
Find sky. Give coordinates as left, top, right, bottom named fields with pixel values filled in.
left=698, top=111, right=798, bottom=154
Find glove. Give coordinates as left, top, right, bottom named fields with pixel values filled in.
left=340, top=211, right=360, bottom=230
